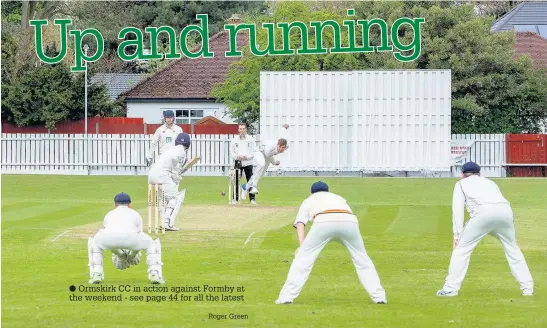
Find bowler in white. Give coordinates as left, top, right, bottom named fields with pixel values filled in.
left=276, top=181, right=387, bottom=304
left=437, top=161, right=534, bottom=297
left=245, top=124, right=290, bottom=196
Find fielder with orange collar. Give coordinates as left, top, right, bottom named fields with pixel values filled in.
left=275, top=181, right=387, bottom=305
left=437, top=161, right=534, bottom=297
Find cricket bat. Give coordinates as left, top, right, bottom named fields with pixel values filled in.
left=181, top=157, right=201, bottom=173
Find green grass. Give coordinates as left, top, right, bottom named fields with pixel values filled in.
left=2, top=175, right=546, bottom=328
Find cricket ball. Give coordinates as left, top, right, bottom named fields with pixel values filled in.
left=221, top=191, right=226, bottom=196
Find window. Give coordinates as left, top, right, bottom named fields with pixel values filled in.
left=190, top=110, right=204, bottom=118
left=538, top=25, right=547, bottom=38
left=161, top=108, right=214, bottom=125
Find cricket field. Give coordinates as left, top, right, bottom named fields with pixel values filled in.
left=1, top=175, right=546, bottom=327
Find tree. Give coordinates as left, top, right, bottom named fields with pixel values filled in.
left=1, top=59, right=117, bottom=130
left=212, top=1, right=547, bottom=133
left=473, top=1, right=520, bottom=18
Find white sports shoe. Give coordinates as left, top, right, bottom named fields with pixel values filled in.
left=522, top=289, right=533, bottom=296
left=149, top=271, right=165, bottom=284
left=165, top=226, right=180, bottom=231
left=250, top=200, right=257, bottom=205
left=275, top=299, right=292, bottom=304
left=436, top=289, right=458, bottom=297
left=241, top=186, right=247, bottom=200
left=249, top=187, right=259, bottom=195
left=88, top=272, right=103, bottom=284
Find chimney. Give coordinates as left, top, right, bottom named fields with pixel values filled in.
left=228, top=14, right=242, bottom=25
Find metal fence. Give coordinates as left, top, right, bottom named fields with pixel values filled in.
left=1, top=133, right=510, bottom=177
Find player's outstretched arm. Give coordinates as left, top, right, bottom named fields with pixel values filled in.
left=292, top=199, right=311, bottom=256
left=147, top=129, right=161, bottom=161
left=452, top=182, right=465, bottom=246
left=247, top=137, right=257, bottom=161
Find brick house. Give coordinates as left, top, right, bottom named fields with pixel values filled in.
left=491, top=2, right=547, bottom=132
left=121, top=15, right=249, bottom=125
left=490, top=1, right=547, bottom=68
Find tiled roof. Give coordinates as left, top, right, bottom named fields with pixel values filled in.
left=515, top=32, right=547, bottom=68
left=90, top=73, right=149, bottom=100
left=122, top=30, right=249, bottom=100
left=491, top=2, right=547, bottom=32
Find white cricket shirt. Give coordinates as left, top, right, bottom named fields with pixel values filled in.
left=148, top=124, right=184, bottom=159
left=103, top=205, right=144, bottom=233
left=452, top=175, right=510, bottom=237
left=293, top=191, right=358, bottom=227
left=258, top=126, right=291, bottom=160
left=151, top=144, right=188, bottom=177
left=230, top=135, right=256, bottom=167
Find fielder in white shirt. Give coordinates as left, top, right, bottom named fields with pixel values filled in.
left=146, top=110, right=184, bottom=165
left=148, top=133, right=191, bottom=231
left=87, top=192, right=165, bottom=284
left=245, top=124, right=290, bottom=196
left=275, top=181, right=387, bottom=305
left=437, top=162, right=534, bottom=297
left=230, top=124, right=257, bottom=204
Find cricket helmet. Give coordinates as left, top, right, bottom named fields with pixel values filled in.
left=311, top=181, right=329, bottom=194
left=163, top=110, right=175, bottom=117
left=175, top=133, right=191, bottom=147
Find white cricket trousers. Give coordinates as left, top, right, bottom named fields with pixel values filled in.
left=95, top=228, right=153, bottom=251
left=277, top=218, right=386, bottom=303
left=442, top=203, right=534, bottom=293
left=246, top=151, right=269, bottom=191
left=91, top=228, right=162, bottom=276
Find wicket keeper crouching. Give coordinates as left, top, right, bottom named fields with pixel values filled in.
left=88, top=192, right=165, bottom=284
left=275, top=181, right=387, bottom=305
left=148, top=132, right=191, bottom=231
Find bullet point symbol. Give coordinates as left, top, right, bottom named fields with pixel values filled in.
left=69, top=285, right=76, bottom=292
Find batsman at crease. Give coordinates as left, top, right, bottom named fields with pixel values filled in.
left=147, top=132, right=192, bottom=231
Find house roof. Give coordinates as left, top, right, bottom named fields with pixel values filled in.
left=491, top=2, right=547, bottom=33
left=122, top=29, right=249, bottom=100
left=90, top=73, right=149, bottom=100
left=515, top=32, right=547, bottom=68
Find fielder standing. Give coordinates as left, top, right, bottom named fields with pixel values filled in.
left=437, top=162, right=534, bottom=297
left=245, top=124, right=290, bottom=196
left=148, top=132, right=191, bottom=231
left=275, top=181, right=387, bottom=304
left=230, top=124, right=257, bottom=204
left=146, top=110, right=184, bottom=165
left=88, top=192, right=165, bottom=284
